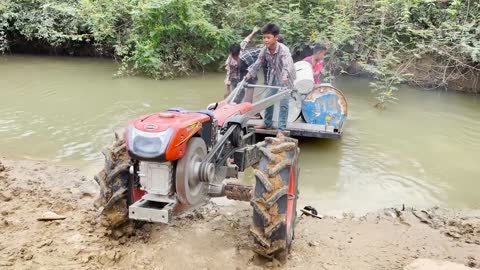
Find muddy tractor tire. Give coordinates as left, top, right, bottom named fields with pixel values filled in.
left=94, top=135, right=132, bottom=229
left=250, top=136, right=300, bottom=261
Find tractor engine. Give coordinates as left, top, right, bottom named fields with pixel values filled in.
left=123, top=110, right=217, bottom=222
left=125, top=111, right=216, bottom=161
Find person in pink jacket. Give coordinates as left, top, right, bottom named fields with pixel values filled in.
left=303, top=43, right=327, bottom=85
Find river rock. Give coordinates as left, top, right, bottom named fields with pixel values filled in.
left=98, top=250, right=121, bottom=265
left=106, top=250, right=117, bottom=261
left=37, top=240, right=53, bottom=248
left=0, top=218, right=9, bottom=228
left=0, top=191, right=12, bottom=202
left=37, top=211, right=66, bottom=221
left=308, top=241, right=319, bottom=247
left=404, top=259, right=471, bottom=270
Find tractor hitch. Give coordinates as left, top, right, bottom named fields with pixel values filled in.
left=223, top=183, right=253, bottom=201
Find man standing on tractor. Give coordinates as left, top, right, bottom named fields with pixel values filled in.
left=238, top=34, right=285, bottom=103
left=245, top=23, right=296, bottom=133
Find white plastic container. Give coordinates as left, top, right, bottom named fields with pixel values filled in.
left=293, top=61, right=314, bottom=94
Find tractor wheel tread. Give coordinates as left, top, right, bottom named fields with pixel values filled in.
left=264, top=137, right=281, bottom=144
left=265, top=215, right=285, bottom=238
left=251, top=199, right=271, bottom=225
left=95, top=137, right=133, bottom=235
left=102, top=187, right=128, bottom=211
left=258, top=146, right=276, bottom=161
left=270, top=142, right=296, bottom=154
left=102, top=148, right=115, bottom=173
left=265, top=186, right=288, bottom=208
left=268, top=159, right=293, bottom=177
left=254, top=170, right=273, bottom=192
left=256, top=141, right=267, bottom=148
left=113, top=144, right=126, bottom=156
left=94, top=171, right=106, bottom=186
left=250, top=225, right=271, bottom=248
left=106, top=163, right=130, bottom=184
left=253, top=240, right=287, bottom=257
left=251, top=136, right=299, bottom=261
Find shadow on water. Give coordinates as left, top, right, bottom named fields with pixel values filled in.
left=298, top=136, right=342, bottom=149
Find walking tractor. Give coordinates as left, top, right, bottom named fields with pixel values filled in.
left=95, top=81, right=300, bottom=260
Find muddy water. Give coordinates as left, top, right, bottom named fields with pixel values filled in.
left=1, top=55, right=480, bottom=215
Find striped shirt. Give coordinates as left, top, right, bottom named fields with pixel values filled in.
left=225, top=39, right=250, bottom=82
left=247, top=42, right=296, bottom=88
left=240, top=48, right=262, bottom=67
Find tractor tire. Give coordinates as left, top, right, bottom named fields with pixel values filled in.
left=94, top=134, right=132, bottom=230
left=250, top=135, right=300, bottom=261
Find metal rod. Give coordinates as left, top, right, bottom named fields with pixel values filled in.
left=245, top=84, right=285, bottom=90
left=226, top=81, right=288, bottom=105
left=225, top=78, right=247, bottom=104
left=244, top=89, right=292, bottom=118
left=203, top=125, right=237, bottom=164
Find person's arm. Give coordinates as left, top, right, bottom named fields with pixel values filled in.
left=280, top=50, right=294, bottom=86
left=224, top=56, right=231, bottom=85
left=240, top=26, right=259, bottom=51
left=318, top=61, right=324, bottom=74
left=246, top=47, right=265, bottom=79
left=315, top=61, right=324, bottom=84
left=313, top=63, right=321, bottom=77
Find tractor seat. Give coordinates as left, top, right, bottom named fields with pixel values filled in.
left=195, top=110, right=215, bottom=121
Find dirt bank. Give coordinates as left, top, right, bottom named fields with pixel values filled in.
left=0, top=159, right=479, bottom=270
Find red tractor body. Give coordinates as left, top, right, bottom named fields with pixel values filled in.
left=96, top=82, right=300, bottom=261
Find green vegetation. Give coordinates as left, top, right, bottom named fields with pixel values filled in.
left=1, top=0, right=479, bottom=103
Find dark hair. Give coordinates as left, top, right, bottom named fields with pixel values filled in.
left=261, top=23, right=280, bottom=36
left=277, top=34, right=285, bottom=44
left=313, top=43, right=327, bottom=53
left=229, top=43, right=241, bottom=57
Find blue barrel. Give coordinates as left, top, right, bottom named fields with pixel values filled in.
left=302, top=84, right=348, bottom=131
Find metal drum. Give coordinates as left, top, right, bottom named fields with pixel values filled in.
left=261, top=90, right=302, bottom=123
left=293, top=61, right=314, bottom=94
left=302, top=83, right=348, bottom=132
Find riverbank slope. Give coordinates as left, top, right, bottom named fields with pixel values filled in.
left=0, top=159, right=479, bottom=269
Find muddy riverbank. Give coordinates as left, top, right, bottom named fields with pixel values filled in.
left=0, top=159, right=479, bottom=270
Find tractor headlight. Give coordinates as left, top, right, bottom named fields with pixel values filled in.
left=127, top=125, right=173, bottom=158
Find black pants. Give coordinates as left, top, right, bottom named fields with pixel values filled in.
left=231, top=78, right=240, bottom=90
left=234, top=60, right=259, bottom=103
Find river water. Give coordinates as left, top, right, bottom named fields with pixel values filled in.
left=1, top=55, right=479, bottom=215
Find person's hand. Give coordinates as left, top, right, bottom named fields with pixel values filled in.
left=224, top=79, right=231, bottom=86
left=251, top=26, right=260, bottom=34
left=245, top=73, right=251, bottom=81
left=282, top=78, right=288, bottom=86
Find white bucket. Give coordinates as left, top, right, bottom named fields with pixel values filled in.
left=294, top=61, right=314, bottom=94
left=260, top=91, right=302, bottom=123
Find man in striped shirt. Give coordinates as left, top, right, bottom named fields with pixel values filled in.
left=245, top=23, right=296, bottom=132
left=238, top=34, right=284, bottom=103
